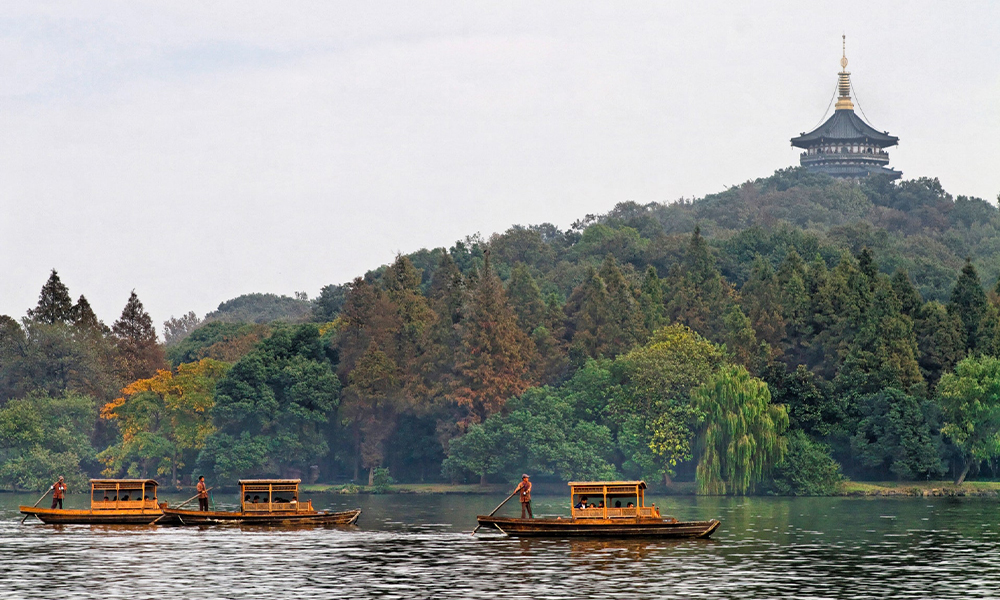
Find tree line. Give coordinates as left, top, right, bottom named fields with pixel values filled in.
left=4, top=167, right=1000, bottom=493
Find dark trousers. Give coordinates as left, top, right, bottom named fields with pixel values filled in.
left=51, top=498, right=63, bottom=509
left=521, top=501, right=533, bottom=519
left=198, top=498, right=209, bottom=511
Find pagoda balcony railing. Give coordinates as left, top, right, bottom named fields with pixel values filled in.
left=801, top=151, right=889, bottom=164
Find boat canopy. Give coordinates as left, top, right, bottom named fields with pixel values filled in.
left=567, top=480, right=657, bottom=520
left=90, top=479, right=159, bottom=488
left=568, top=480, right=646, bottom=489
left=89, top=479, right=159, bottom=511
left=239, top=479, right=312, bottom=513
left=238, top=479, right=302, bottom=485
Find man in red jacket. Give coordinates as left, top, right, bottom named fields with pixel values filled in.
left=196, top=476, right=209, bottom=511
left=50, top=476, right=66, bottom=509
left=514, top=474, right=532, bottom=519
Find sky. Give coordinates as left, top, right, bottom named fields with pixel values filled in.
left=2, top=1, right=999, bottom=332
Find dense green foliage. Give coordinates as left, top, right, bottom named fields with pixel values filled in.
left=6, top=168, right=1000, bottom=492
left=0, top=393, right=97, bottom=491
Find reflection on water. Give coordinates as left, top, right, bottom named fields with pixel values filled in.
left=3, top=492, right=1000, bottom=598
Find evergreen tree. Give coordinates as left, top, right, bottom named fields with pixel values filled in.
left=836, top=280, right=923, bottom=396
left=27, top=269, right=74, bottom=325
left=453, top=253, right=537, bottom=422
left=810, top=252, right=868, bottom=378
left=506, top=263, right=546, bottom=335
left=915, top=301, right=965, bottom=389
left=70, top=295, right=103, bottom=332
left=564, top=266, right=612, bottom=362
left=776, top=250, right=810, bottom=365
left=112, top=291, right=165, bottom=384
left=764, top=363, right=843, bottom=436
left=664, top=227, right=735, bottom=340
left=598, top=255, right=645, bottom=355
left=948, top=259, right=990, bottom=354
left=851, top=389, right=944, bottom=480
left=638, top=266, right=666, bottom=335
left=740, top=256, right=785, bottom=353
left=416, top=254, right=465, bottom=407
left=890, top=269, right=923, bottom=317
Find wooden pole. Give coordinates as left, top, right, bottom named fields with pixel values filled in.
left=20, top=487, right=53, bottom=524
left=151, top=487, right=213, bottom=524
left=471, top=488, right=519, bottom=536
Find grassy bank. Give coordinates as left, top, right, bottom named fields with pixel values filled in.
left=835, top=480, right=1000, bottom=497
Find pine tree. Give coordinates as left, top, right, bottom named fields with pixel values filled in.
left=664, top=227, right=735, bottom=340
left=27, top=269, right=73, bottom=325
left=810, top=252, right=869, bottom=377
left=71, top=295, right=103, bottom=332
left=776, top=250, right=810, bottom=365
left=948, top=259, right=989, bottom=354
left=836, top=280, right=923, bottom=396
left=638, top=266, right=666, bottom=335
left=915, top=301, right=965, bottom=389
left=417, top=254, right=465, bottom=402
left=564, top=266, right=612, bottom=362
left=112, top=291, right=166, bottom=383
left=383, top=255, right=434, bottom=356
left=740, top=256, right=785, bottom=353
left=598, top=255, right=645, bottom=354
left=891, top=269, right=923, bottom=317
left=506, top=263, right=546, bottom=335
left=453, top=253, right=537, bottom=422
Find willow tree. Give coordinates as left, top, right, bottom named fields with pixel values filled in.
left=693, top=365, right=788, bottom=495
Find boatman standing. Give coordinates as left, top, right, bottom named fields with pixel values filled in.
left=515, top=474, right=532, bottom=519
left=196, top=476, right=209, bottom=511
left=50, top=476, right=66, bottom=509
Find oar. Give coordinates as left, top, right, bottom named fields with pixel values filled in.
left=152, top=487, right=213, bottom=524
left=20, top=487, right=53, bottom=524
left=472, top=489, right=519, bottom=536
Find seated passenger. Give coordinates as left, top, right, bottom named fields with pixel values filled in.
left=615, top=501, right=622, bottom=508
left=244, top=495, right=252, bottom=503
left=598, top=501, right=605, bottom=508
left=588, top=503, right=596, bottom=508
left=626, top=502, right=634, bottom=508
left=103, top=495, right=110, bottom=502
left=574, top=496, right=588, bottom=509
left=120, top=494, right=129, bottom=501
left=252, top=495, right=260, bottom=504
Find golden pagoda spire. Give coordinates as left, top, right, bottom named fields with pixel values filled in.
left=835, top=34, right=854, bottom=110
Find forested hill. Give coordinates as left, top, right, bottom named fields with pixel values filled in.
left=323, top=167, right=994, bottom=310
left=5, top=167, right=1000, bottom=494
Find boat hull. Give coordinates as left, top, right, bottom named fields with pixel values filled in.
left=476, top=516, right=721, bottom=538
left=161, top=507, right=362, bottom=526
left=19, top=507, right=163, bottom=525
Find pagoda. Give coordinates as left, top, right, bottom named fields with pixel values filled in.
left=791, top=37, right=901, bottom=180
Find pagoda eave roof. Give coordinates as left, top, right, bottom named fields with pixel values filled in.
left=791, top=109, right=898, bottom=148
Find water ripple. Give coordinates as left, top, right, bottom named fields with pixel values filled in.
left=3, top=494, right=1000, bottom=598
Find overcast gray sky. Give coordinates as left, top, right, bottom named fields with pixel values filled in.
left=2, top=1, right=998, bottom=332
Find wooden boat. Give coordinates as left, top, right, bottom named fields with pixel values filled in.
left=477, top=480, right=720, bottom=538
left=20, top=479, right=165, bottom=525
left=162, top=479, right=361, bottom=526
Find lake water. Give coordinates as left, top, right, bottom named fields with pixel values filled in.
left=2, top=491, right=998, bottom=599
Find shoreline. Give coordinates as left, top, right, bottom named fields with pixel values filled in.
left=6, top=481, right=1000, bottom=497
